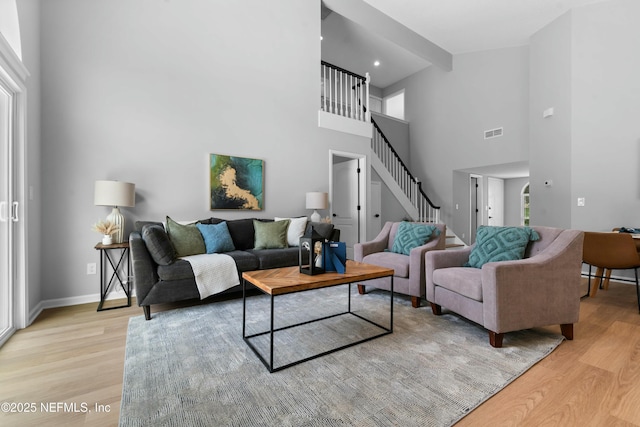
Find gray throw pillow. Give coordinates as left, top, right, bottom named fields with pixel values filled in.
left=141, top=225, right=176, bottom=265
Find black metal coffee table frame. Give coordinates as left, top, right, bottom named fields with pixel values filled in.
left=242, top=276, right=393, bottom=373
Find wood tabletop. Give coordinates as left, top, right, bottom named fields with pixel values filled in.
left=94, top=241, right=130, bottom=250
left=242, top=260, right=394, bottom=296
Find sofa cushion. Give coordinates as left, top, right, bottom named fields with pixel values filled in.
left=196, top=222, right=236, bottom=254
left=141, top=224, right=176, bottom=266
left=254, top=219, right=290, bottom=249
left=249, top=247, right=301, bottom=270
left=466, top=226, right=540, bottom=269
left=391, top=222, right=439, bottom=255
left=432, top=267, right=483, bottom=302
left=165, top=217, right=206, bottom=257
left=212, top=218, right=256, bottom=250
left=157, top=259, right=195, bottom=281
left=275, top=216, right=308, bottom=247
left=157, top=250, right=260, bottom=281
left=363, top=252, right=410, bottom=278
left=135, top=220, right=163, bottom=232
left=225, top=250, right=260, bottom=272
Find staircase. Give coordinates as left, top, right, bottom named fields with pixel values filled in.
left=371, top=118, right=439, bottom=223
left=319, top=61, right=464, bottom=247
left=371, top=119, right=465, bottom=249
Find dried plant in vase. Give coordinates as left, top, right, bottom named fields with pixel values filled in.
left=92, top=220, right=120, bottom=245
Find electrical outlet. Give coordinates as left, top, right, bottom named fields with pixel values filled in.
left=87, top=263, right=97, bottom=275
left=577, top=197, right=585, bottom=207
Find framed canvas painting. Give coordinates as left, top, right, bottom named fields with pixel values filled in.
left=209, top=154, right=264, bottom=210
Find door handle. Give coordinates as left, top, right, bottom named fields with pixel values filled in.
left=333, top=213, right=337, bottom=217
left=11, top=201, right=19, bottom=222
left=374, top=214, right=380, bottom=218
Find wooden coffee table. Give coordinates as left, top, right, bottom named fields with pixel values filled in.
left=242, top=260, right=394, bottom=372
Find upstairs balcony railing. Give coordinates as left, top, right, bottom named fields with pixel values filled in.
left=321, top=61, right=370, bottom=123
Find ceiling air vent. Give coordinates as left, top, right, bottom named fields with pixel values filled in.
left=484, top=127, right=503, bottom=140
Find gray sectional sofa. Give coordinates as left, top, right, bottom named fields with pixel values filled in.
left=130, top=217, right=338, bottom=320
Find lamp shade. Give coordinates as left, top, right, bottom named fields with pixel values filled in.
left=305, top=192, right=328, bottom=210
left=94, top=180, right=135, bottom=207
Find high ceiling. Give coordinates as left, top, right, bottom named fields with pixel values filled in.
left=322, top=0, right=608, bottom=89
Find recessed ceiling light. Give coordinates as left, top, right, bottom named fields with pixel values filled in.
left=374, top=61, right=380, bottom=67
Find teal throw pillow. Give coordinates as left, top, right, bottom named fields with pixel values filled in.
left=196, top=222, right=236, bottom=254
left=165, top=216, right=206, bottom=257
left=465, top=226, right=540, bottom=268
left=391, top=222, right=439, bottom=256
left=254, top=219, right=290, bottom=249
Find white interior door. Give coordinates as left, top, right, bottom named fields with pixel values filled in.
left=487, top=177, right=505, bottom=226
left=332, top=158, right=360, bottom=259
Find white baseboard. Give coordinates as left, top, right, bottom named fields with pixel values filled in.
left=39, top=289, right=135, bottom=310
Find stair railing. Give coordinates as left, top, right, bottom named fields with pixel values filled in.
left=371, top=118, right=440, bottom=223
left=321, top=61, right=370, bottom=123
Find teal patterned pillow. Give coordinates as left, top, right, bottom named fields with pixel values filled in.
left=466, top=226, right=540, bottom=268
left=391, top=222, right=439, bottom=256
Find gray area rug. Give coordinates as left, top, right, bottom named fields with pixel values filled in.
left=120, top=286, right=564, bottom=426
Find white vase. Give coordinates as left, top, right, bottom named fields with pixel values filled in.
left=102, top=235, right=113, bottom=245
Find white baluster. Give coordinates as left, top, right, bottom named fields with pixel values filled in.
left=365, top=72, right=370, bottom=122
left=323, top=64, right=327, bottom=112
left=349, top=75, right=354, bottom=119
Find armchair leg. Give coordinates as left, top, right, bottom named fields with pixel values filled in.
left=489, top=331, right=504, bottom=348
left=357, top=284, right=366, bottom=295
left=411, top=296, right=420, bottom=308
left=143, top=305, right=151, bottom=321
left=430, top=302, right=442, bottom=315
left=560, top=323, right=574, bottom=340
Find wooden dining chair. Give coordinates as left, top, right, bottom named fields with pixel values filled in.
left=582, top=232, right=640, bottom=312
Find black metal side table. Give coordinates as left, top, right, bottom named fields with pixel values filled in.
left=94, top=241, right=131, bottom=311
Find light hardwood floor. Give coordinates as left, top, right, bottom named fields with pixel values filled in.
left=0, top=280, right=639, bottom=426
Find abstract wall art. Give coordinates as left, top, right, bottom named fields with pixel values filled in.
left=209, top=154, right=264, bottom=210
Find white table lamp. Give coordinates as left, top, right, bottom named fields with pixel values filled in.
left=306, top=192, right=328, bottom=223
left=94, top=180, right=136, bottom=244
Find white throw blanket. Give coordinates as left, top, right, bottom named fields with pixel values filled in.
left=181, top=253, right=240, bottom=300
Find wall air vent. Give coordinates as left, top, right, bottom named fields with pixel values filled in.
left=484, top=127, right=504, bottom=139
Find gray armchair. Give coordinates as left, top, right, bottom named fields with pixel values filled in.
left=425, top=226, right=584, bottom=347
left=355, top=221, right=446, bottom=307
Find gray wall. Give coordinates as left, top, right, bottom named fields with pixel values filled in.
left=530, top=0, right=640, bottom=232
left=529, top=10, right=573, bottom=229
left=15, top=0, right=41, bottom=316
left=371, top=111, right=410, bottom=166
left=38, top=0, right=370, bottom=302
left=571, top=0, right=640, bottom=231
left=386, top=46, right=530, bottom=237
